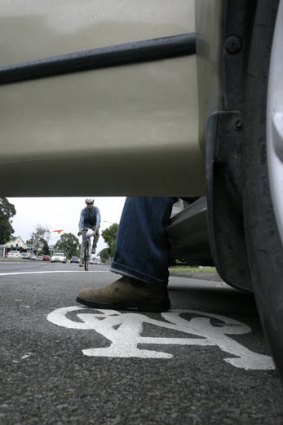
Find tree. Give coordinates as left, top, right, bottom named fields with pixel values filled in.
left=54, top=233, right=79, bottom=259
left=0, top=198, right=16, bottom=244
left=101, top=223, right=119, bottom=260
left=98, top=248, right=110, bottom=263
left=29, top=225, right=51, bottom=254
left=41, top=239, right=50, bottom=255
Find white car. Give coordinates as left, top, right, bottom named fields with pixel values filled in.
left=50, top=252, right=67, bottom=263
left=7, top=251, right=21, bottom=259
left=89, top=257, right=101, bottom=265
left=0, top=0, right=283, bottom=380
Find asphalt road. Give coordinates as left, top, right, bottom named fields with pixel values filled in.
left=0, top=261, right=283, bottom=425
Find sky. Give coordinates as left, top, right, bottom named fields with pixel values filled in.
left=8, top=197, right=126, bottom=254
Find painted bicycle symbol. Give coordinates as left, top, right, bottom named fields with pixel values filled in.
left=47, top=307, right=274, bottom=370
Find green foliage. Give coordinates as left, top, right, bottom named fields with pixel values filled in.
left=30, top=225, right=51, bottom=254
left=0, top=198, right=16, bottom=244
left=41, top=239, right=50, bottom=255
left=98, top=248, right=110, bottom=263
left=101, top=223, right=119, bottom=260
left=169, top=265, right=216, bottom=273
left=55, top=232, right=79, bottom=259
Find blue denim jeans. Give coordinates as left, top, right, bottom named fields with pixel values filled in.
left=111, top=197, right=178, bottom=284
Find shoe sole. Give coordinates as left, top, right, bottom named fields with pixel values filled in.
left=76, top=296, right=170, bottom=313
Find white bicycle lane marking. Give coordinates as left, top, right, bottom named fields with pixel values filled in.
left=47, top=307, right=275, bottom=371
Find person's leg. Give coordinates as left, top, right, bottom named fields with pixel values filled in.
left=88, top=238, right=93, bottom=257
left=85, top=229, right=96, bottom=257
left=79, top=232, right=85, bottom=266
left=77, top=197, right=177, bottom=312
left=79, top=230, right=91, bottom=266
left=92, top=231, right=99, bottom=255
left=79, top=242, right=84, bottom=261
left=111, top=197, right=177, bottom=283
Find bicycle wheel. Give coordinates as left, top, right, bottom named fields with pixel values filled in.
left=84, top=240, right=89, bottom=271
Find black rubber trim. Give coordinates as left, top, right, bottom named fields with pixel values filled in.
left=0, top=33, right=196, bottom=86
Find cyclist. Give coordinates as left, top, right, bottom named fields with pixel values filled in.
left=78, top=198, right=101, bottom=266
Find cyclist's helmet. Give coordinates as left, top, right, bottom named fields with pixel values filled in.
left=85, top=197, right=94, bottom=205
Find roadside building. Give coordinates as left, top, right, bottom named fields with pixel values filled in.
left=5, top=236, right=28, bottom=252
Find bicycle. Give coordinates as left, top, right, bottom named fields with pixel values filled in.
left=81, top=228, right=99, bottom=271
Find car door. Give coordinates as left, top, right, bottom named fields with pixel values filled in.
left=0, top=0, right=204, bottom=197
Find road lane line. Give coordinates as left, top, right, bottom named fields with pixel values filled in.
left=0, top=270, right=110, bottom=276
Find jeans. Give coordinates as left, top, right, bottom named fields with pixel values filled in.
left=111, top=197, right=178, bottom=284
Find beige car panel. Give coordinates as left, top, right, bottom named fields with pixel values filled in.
left=0, top=0, right=205, bottom=196
left=195, top=0, right=223, bottom=152
left=0, top=0, right=195, bottom=65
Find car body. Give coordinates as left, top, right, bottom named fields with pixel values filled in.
left=20, top=252, right=30, bottom=260
left=42, top=255, right=51, bottom=262
left=0, top=0, right=201, bottom=197
left=70, top=256, right=79, bottom=264
left=1, top=0, right=283, bottom=379
left=7, top=251, right=21, bottom=259
left=50, top=252, right=67, bottom=263
left=89, top=257, right=101, bottom=265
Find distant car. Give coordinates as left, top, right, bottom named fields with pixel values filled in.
left=20, top=252, right=30, bottom=259
left=36, top=255, right=43, bottom=261
left=70, top=256, right=79, bottom=263
left=42, top=255, right=51, bottom=261
left=7, top=251, right=21, bottom=258
left=50, top=252, right=67, bottom=263
left=89, top=257, right=101, bottom=265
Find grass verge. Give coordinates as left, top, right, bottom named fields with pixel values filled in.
left=169, top=265, right=216, bottom=273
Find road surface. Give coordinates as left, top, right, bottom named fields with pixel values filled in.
left=0, top=261, right=282, bottom=424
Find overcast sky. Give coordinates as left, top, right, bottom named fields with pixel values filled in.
left=8, top=197, right=126, bottom=254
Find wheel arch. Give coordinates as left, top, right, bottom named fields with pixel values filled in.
left=196, top=0, right=264, bottom=291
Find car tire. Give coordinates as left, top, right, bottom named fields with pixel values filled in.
left=243, top=0, right=283, bottom=378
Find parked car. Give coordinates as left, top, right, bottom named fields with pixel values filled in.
left=0, top=0, right=282, bottom=379
left=7, top=251, right=21, bottom=259
left=89, top=257, right=101, bottom=265
left=42, top=255, right=51, bottom=262
left=20, top=252, right=30, bottom=260
left=50, top=252, right=67, bottom=263
left=70, top=256, right=79, bottom=264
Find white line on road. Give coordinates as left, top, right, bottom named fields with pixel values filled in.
left=0, top=270, right=110, bottom=277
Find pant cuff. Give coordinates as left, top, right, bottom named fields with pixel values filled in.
left=110, top=261, right=168, bottom=285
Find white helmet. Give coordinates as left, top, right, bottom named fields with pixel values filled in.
left=85, top=197, right=94, bottom=204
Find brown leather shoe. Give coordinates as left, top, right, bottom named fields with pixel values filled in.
left=76, top=277, right=170, bottom=312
